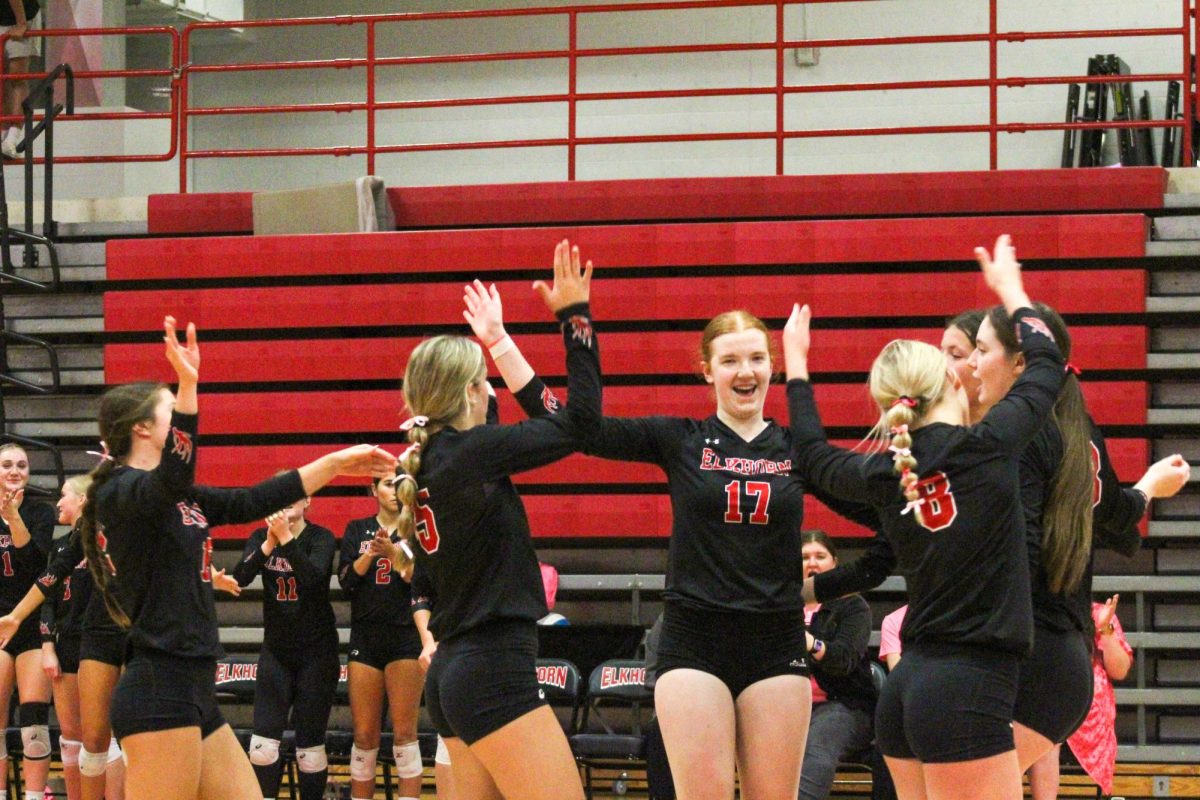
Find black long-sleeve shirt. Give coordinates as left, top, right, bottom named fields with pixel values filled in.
left=411, top=303, right=601, bottom=642
left=0, top=501, right=54, bottom=613
left=1020, top=417, right=1147, bottom=635
left=37, top=531, right=88, bottom=642
left=338, top=518, right=415, bottom=629
left=97, top=411, right=307, bottom=659
left=235, top=522, right=338, bottom=652
left=808, top=594, right=878, bottom=714
left=799, top=308, right=1064, bottom=656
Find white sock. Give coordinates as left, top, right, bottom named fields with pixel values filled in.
left=25, top=790, right=41, bottom=800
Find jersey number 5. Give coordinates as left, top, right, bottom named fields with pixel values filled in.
left=414, top=487, right=441, bottom=554
left=914, top=472, right=958, bottom=532
left=724, top=480, right=771, bottom=525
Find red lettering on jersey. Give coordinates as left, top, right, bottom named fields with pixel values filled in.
left=1089, top=441, right=1102, bottom=508
left=96, top=529, right=117, bottom=576
left=200, top=537, right=213, bottom=582
left=62, top=576, right=72, bottom=602
left=541, top=386, right=561, bottom=414
left=265, top=555, right=293, bottom=573
left=37, top=573, right=58, bottom=589
left=566, top=315, right=594, bottom=349
left=177, top=501, right=208, bottom=528
left=700, top=449, right=791, bottom=476
left=1017, top=316, right=1055, bottom=343
left=536, top=664, right=569, bottom=689
left=912, top=472, right=958, bottom=533
left=170, top=427, right=194, bottom=464
left=0, top=534, right=11, bottom=548
left=414, top=487, right=441, bottom=554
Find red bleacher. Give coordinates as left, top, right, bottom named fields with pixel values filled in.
left=145, top=169, right=1167, bottom=234
left=114, top=171, right=1156, bottom=541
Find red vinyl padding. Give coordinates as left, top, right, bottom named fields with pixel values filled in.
left=110, top=214, right=1148, bottom=281
left=104, top=325, right=1146, bottom=384
left=146, top=169, right=1166, bottom=234
left=103, top=269, right=1147, bottom=334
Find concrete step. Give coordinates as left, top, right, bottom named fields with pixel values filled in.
left=1159, top=493, right=1200, bottom=518
left=1149, top=353, right=1200, bottom=369
left=1152, top=272, right=1200, bottom=295
left=2, top=394, right=98, bottom=420
left=3, top=293, right=102, bottom=318
left=1155, top=215, right=1200, bottom=240
left=1148, top=408, right=1200, bottom=425
left=1154, top=383, right=1200, bottom=406
left=1152, top=327, right=1200, bottom=351
left=1147, top=241, right=1200, bottom=257
left=5, top=241, right=106, bottom=267
left=1147, top=296, right=1200, bottom=313
left=1155, top=438, right=1200, bottom=461
left=6, top=420, right=97, bottom=438
left=1150, top=521, right=1200, bottom=538
left=6, top=344, right=101, bottom=370
left=1163, top=192, right=1200, bottom=209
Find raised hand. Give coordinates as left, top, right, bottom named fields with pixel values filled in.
left=783, top=303, right=812, bottom=381
left=463, top=279, right=507, bottom=345
left=533, top=239, right=593, bottom=313
left=266, top=510, right=292, bottom=547
left=974, top=234, right=1030, bottom=314
left=0, top=487, right=21, bottom=525
left=163, top=315, right=200, bottom=384
left=1136, top=454, right=1191, bottom=500
left=1096, top=594, right=1119, bottom=633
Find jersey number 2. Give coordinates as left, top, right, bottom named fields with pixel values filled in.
left=724, top=480, right=771, bottom=525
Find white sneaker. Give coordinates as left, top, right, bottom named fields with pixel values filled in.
left=1, top=128, right=22, bottom=159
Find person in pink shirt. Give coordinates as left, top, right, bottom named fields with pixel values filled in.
left=877, top=606, right=907, bottom=671
left=1027, top=595, right=1131, bottom=800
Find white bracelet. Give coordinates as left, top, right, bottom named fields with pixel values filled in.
left=488, top=335, right=515, bottom=360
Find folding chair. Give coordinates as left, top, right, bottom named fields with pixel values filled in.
left=569, top=659, right=653, bottom=800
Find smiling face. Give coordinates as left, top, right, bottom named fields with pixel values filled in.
left=802, top=541, right=837, bottom=579
left=703, top=328, right=772, bottom=423
left=57, top=482, right=86, bottom=526
left=0, top=445, right=29, bottom=494
left=941, top=324, right=982, bottom=420
left=968, top=316, right=1023, bottom=414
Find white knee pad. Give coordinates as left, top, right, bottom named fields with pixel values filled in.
left=248, top=735, right=281, bottom=767
left=59, top=738, right=82, bottom=768
left=434, top=735, right=451, bottom=766
left=79, top=747, right=108, bottom=778
left=20, top=724, right=50, bottom=760
left=349, top=745, right=378, bottom=782
left=106, top=737, right=122, bottom=764
left=393, top=740, right=422, bottom=779
left=295, top=744, right=328, bottom=774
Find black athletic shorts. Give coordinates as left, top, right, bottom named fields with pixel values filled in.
left=876, top=641, right=1019, bottom=763
left=4, top=616, right=42, bottom=656
left=254, top=644, right=340, bottom=748
left=79, top=626, right=127, bottom=668
left=1013, top=625, right=1093, bottom=743
left=56, top=633, right=81, bottom=675
left=424, top=619, right=543, bottom=745
left=655, top=602, right=810, bottom=698
left=347, top=622, right=422, bottom=670
left=110, top=649, right=225, bottom=739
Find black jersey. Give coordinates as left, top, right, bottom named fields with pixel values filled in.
left=799, top=308, right=1064, bottom=656
left=1020, top=416, right=1147, bottom=635
left=585, top=414, right=807, bottom=613
left=410, top=304, right=601, bottom=642
left=37, top=531, right=88, bottom=642
left=96, top=411, right=307, bottom=659
left=0, top=500, right=54, bottom=612
left=338, top=518, right=415, bottom=628
left=235, top=522, right=337, bottom=651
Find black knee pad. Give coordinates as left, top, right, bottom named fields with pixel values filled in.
left=18, top=702, right=48, bottom=727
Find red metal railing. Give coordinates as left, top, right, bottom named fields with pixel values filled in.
left=0, top=26, right=179, bottom=165
left=0, top=2, right=1194, bottom=189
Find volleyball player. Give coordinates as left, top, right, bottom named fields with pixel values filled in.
left=396, top=240, right=597, bottom=800
left=338, top=475, right=425, bottom=800
left=80, top=315, right=396, bottom=800
left=786, top=235, right=1063, bottom=800
left=0, top=443, right=55, bottom=800
left=969, top=301, right=1190, bottom=769
left=233, top=496, right=339, bottom=800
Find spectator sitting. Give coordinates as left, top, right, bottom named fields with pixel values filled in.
left=799, top=531, right=879, bottom=800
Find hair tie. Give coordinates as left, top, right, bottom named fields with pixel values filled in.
left=399, top=415, right=429, bottom=432
left=398, top=539, right=414, bottom=561
left=390, top=472, right=417, bottom=488
left=900, top=497, right=926, bottom=516
left=889, top=424, right=909, bottom=436
left=889, top=446, right=911, bottom=457
left=891, top=396, right=918, bottom=409
left=1064, top=363, right=1082, bottom=376
left=86, top=441, right=114, bottom=464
